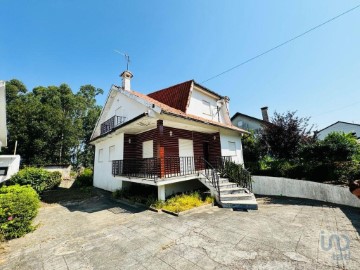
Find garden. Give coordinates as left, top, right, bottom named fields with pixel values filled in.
left=112, top=183, right=214, bottom=214
left=243, top=111, right=360, bottom=185
left=0, top=167, right=94, bottom=242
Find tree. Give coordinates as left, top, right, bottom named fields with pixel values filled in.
left=260, top=111, right=313, bottom=160
left=5, top=79, right=103, bottom=167
left=242, top=131, right=263, bottom=172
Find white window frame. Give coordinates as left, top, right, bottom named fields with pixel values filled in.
left=98, top=148, right=104, bottom=162
left=109, top=145, right=115, bottom=161
left=228, top=141, right=236, bottom=156
left=202, top=100, right=212, bottom=116
left=142, top=140, right=154, bottom=159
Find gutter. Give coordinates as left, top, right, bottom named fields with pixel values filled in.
left=162, top=111, right=249, bottom=134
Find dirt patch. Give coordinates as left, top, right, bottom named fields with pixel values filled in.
left=41, top=187, right=102, bottom=204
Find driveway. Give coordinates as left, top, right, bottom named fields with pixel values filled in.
left=0, top=192, right=359, bottom=270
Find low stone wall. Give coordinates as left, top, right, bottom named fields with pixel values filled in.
left=252, top=175, right=360, bottom=208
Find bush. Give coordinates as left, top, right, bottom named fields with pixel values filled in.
left=74, top=168, right=93, bottom=187
left=0, top=185, right=40, bottom=240
left=157, top=192, right=211, bottom=213
left=8, top=167, right=61, bottom=194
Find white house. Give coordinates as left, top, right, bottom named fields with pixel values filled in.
left=231, top=107, right=270, bottom=135
left=0, top=80, right=20, bottom=182
left=316, top=121, right=360, bottom=140
left=90, top=71, right=257, bottom=209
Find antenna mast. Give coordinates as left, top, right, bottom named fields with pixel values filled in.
left=114, top=50, right=130, bottom=71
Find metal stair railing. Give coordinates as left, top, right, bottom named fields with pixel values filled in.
left=200, top=157, right=221, bottom=202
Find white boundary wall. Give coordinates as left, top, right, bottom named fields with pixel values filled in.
left=0, top=155, right=20, bottom=183
left=252, top=175, right=360, bottom=208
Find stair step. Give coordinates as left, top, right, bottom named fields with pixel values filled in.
left=221, top=200, right=258, bottom=210
left=221, top=193, right=254, bottom=201
left=219, top=182, right=238, bottom=188
left=220, top=187, right=249, bottom=195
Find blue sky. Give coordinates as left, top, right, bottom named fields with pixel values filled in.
left=1, top=0, right=360, bottom=130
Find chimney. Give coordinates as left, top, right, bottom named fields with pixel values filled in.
left=120, top=71, right=133, bottom=91
left=261, top=106, right=269, bottom=122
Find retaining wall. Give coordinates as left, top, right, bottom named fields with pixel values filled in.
left=252, top=175, right=360, bottom=208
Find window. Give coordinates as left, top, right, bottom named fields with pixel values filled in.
left=228, top=142, right=236, bottom=156
left=142, top=140, right=153, bottom=158
left=0, top=167, right=8, bottom=176
left=109, top=145, right=115, bottom=161
left=202, top=100, right=211, bottom=115
left=98, top=148, right=103, bottom=162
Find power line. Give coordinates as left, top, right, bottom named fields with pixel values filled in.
left=201, top=4, right=360, bottom=83
left=313, top=100, right=360, bottom=118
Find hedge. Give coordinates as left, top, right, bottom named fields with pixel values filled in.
left=0, top=185, right=40, bottom=240
left=8, top=167, right=62, bottom=194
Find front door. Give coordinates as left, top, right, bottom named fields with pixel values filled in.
left=179, top=139, right=195, bottom=174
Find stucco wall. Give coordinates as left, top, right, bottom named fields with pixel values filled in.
left=0, top=155, right=20, bottom=183
left=164, top=179, right=204, bottom=198
left=231, top=114, right=263, bottom=134
left=93, top=133, right=124, bottom=191
left=220, top=132, right=244, bottom=164
left=317, top=122, right=360, bottom=140
left=187, top=87, right=226, bottom=123
left=252, top=175, right=360, bottom=208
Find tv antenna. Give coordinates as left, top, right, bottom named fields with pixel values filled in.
left=114, top=50, right=130, bottom=71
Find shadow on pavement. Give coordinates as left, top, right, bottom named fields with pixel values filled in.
left=257, top=195, right=360, bottom=235
left=41, top=187, right=147, bottom=214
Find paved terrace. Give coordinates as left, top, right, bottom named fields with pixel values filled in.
left=0, top=192, right=359, bottom=270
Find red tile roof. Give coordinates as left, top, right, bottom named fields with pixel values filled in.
left=119, top=86, right=248, bottom=134
left=147, top=80, right=193, bottom=112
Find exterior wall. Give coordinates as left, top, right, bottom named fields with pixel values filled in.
left=317, top=122, right=360, bottom=140
left=220, top=131, right=244, bottom=164
left=0, top=155, right=20, bottom=183
left=187, top=87, right=226, bottom=123
left=0, top=81, right=7, bottom=148
left=164, top=179, right=205, bottom=198
left=43, top=165, right=72, bottom=179
left=93, top=90, right=150, bottom=139
left=93, top=133, right=124, bottom=191
left=231, top=114, right=263, bottom=134
left=252, top=175, right=360, bottom=208
left=124, top=126, right=221, bottom=162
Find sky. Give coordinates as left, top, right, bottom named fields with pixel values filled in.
left=1, top=0, right=360, bottom=131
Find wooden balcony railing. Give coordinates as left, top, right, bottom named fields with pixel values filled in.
left=100, top=116, right=127, bottom=135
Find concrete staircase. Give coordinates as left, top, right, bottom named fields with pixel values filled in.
left=199, top=174, right=258, bottom=210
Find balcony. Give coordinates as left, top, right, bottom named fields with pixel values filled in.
left=112, top=156, right=232, bottom=180
left=100, top=116, right=127, bottom=135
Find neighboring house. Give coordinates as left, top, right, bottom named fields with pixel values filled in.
left=0, top=80, right=20, bottom=182
left=316, top=121, right=360, bottom=140
left=90, top=71, right=257, bottom=209
left=231, top=107, right=269, bottom=134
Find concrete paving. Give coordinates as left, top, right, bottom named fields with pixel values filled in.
left=0, top=194, right=360, bottom=270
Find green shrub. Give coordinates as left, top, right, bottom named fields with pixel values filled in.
left=0, top=185, right=40, bottom=240
left=74, top=168, right=93, bottom=187
left=9, top=167, right=61, bottom=194
left=160, top=192, right=207, bottom=213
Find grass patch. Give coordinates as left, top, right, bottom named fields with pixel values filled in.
left=153, top=192, right=214, bottom=213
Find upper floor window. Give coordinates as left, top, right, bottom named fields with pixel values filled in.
left=142, top=140, right=154, bottom=158
left=202, top=100, right=211, bottom=116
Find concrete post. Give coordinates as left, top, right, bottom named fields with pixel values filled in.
left=158, top=185, right=166, bottom=201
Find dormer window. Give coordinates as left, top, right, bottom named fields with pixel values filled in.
left=202, top=100, right=212, bottom=116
